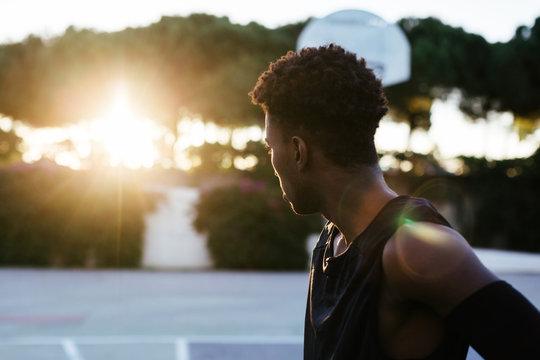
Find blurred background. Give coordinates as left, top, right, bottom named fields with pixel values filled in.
left=0, top=0, right=539, bottom=269
left=0, top=1, right=539, bottom=359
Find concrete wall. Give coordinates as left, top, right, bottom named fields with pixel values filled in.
left=142, top=186, right=212, bottom=269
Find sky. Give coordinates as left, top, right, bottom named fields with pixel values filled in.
left=1, top=0, right=539, bottom=44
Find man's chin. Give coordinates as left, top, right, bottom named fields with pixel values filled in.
left=283, top=193, right=317, bottom=215
left=289, top=202, right=318, bottom=216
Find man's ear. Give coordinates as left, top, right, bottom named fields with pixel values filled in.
left=292, top=136, right=308, bottom=171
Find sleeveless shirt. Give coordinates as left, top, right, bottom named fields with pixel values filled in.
left=304, top=196, right=469, bottom=359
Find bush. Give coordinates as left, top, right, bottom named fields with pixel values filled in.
left=459, top=150, right=540, bottom=252
left=0, top=163, right=155, bottom=267
left=193, top=178, right=322, bottom=270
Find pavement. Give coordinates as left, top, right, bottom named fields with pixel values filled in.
left=0, top=248, right=539, bottom=360
left=474, top=248, right=540, bottom=274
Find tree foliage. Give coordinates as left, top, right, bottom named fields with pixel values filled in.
left=385, top=16, right=540, bottom=131
left=0, top=14, right=304, bottom=128
left=458, top=149, right=540, bottom=252
left=0, top=129, right=22, bottom=164
left=0, top=14, right=538, bottom=132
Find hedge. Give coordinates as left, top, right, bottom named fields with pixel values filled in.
left=193, top=178, right=322, bottom=270
left=0, top=163, right=155, bottom=267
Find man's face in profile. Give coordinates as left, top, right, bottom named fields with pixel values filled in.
left=265, top=114, right=292, bottom=202
left=264, top=113, right=319, bottom=215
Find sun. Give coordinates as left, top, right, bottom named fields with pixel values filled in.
left=90, top=85, right=159, bottom=168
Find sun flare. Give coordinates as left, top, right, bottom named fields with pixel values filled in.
left=90, top=87, right=159, bottom=169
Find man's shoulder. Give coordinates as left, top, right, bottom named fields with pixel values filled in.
left=383, top=222, right=471, bottom=278
left=382, top=221, right=498, bottom=315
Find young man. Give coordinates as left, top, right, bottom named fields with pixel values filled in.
left=249, top=44, right=540, bottom=359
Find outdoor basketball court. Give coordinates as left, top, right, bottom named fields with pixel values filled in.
left=0, top=270, right=306, bottom=360
left=1, top=250, right=539, bottom=359
left=0, top=335, right=303, bottom=360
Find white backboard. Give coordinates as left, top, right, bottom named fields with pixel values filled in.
left=297, top=9, right=410, bottom=87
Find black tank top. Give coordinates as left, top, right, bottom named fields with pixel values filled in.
left=304, top=196, right=469, bottom=359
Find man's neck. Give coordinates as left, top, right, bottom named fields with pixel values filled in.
left=320, top=168, right=397, bottom=245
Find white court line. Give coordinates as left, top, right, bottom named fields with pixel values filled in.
left=175, top=338, right=190, bottom=360
left=0, top=336, right=301, bottom=360
left=61, top=338, right=85, bottom=360
left=0, top=336, right=303, bottom=360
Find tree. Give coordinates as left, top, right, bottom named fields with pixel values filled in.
left=0, top=14, right=537, bottom=137
left=386, top=16, right=540, bottom=137
left=385, top=17, right=492, bottom=135
left=0, top=129, right=22, bottom=165
left=0, top=15, right=305, bottom=129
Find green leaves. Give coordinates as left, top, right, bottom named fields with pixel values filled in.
left=193, top=182, right=321, bottom=270
left=0, top=14, right=537, bottom=134
left=0, top=15, right=303, bottom=128
left=388, top=16, right=540, bottom=129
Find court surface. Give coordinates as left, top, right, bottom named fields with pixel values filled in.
left=1, top=258, right=539, bottom=359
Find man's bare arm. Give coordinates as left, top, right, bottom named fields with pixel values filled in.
left=383, top=221, right=540, bottom=358
left=383, top=222, right=497, bottom=315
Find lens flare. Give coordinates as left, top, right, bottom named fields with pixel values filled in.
left=90, top=85, right=160, bottom=169
left=394, top=221, right=468, bottom=280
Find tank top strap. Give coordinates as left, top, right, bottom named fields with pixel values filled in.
left=353, top=195, right=452, bottom=256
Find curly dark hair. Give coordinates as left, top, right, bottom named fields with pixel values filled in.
left=250, top=44, right=388, bottom=167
